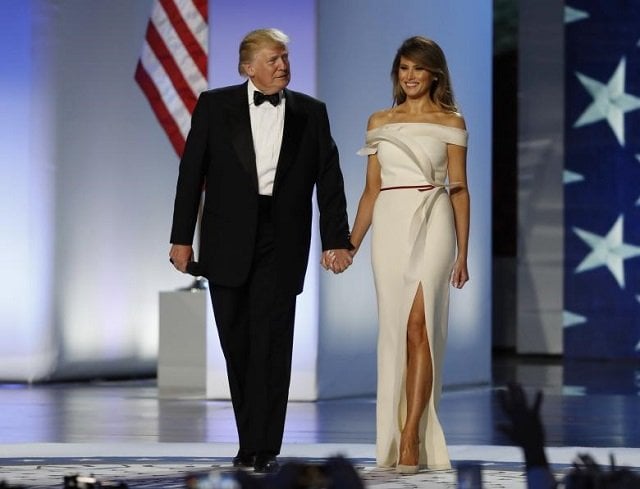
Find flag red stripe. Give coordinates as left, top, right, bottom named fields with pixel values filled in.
left=192, top=0, right=207, bottom=23
left=135, top=61, right=185, bottom=156
left=160, top=0, right=207, bottom=78
left=146, top=22, right=197, bottom=112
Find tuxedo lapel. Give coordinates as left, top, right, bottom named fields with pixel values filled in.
left=226, top=83, right=259, bottom=191
left=273, top=90, right=307, bottom=196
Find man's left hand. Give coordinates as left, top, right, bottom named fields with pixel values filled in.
left=321, top=249, right=353, bottom=274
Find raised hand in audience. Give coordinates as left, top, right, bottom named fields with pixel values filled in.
left=497, top=382, right=548, bottom=470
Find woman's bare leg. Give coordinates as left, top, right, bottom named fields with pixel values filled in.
left=398, top=283, right=432, bottom=467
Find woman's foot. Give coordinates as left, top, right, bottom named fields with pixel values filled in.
left=396, top=433, right=419, bottom=473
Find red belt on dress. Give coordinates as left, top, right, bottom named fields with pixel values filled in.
left=380, top=184, right=435, bottom=192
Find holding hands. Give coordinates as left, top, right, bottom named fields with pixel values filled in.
left=321, top=249, right=353, bottom=274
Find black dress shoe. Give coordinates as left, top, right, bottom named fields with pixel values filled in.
left=253, top=453, right=279, bottom=473
left=232, top=449, right=255, bottom=468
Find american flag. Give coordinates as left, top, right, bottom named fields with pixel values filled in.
left=135, top=0, right=208, bottom=157
left=564, top=3, right=640, bottom=359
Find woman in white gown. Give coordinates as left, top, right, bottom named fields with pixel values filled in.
left=349, top=36, right=470, bottom=473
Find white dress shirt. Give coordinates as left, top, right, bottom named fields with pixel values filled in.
left=247, top=79, right=285, bottom=196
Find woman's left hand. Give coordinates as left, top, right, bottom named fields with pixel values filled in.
left=450, top=258, right=469, bottom=289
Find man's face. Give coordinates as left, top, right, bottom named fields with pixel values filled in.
left=245, top=44, right=290, bottom=94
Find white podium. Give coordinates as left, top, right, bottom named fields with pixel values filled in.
left=158, top=288, right=230, bottom=399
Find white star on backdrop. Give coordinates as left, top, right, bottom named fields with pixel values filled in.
left=563, top=310, right=587, bottom=327
left=564, top=169, right=585, bottom=184
left=573, top=215, right=640, bottom=288
left=574, top=57, right=640, bottom=146
left=565, top=6, right=589, bottom=24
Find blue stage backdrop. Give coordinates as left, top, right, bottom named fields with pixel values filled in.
left=564, top=2, right=640, bottom=359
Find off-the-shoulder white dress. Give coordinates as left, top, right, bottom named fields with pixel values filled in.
left=358, top=122, right=468, bottom=470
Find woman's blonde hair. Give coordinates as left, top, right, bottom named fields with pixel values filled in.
left=238, top=28, right=290, bottom=76
left=391, top=36, right=457, bottom=111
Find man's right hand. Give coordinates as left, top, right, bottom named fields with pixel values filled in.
left=169, top=244, right=193, bottom=273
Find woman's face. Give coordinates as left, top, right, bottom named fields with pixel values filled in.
left=397, top=56, right=436, bottom=100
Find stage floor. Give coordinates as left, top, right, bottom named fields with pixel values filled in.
left=0, top=354, right=639, bottom=488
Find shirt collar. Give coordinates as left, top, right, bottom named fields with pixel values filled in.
left=247, top=79, right=283, bottom=106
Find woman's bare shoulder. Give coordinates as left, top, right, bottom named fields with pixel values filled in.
left=367, top=109, right=395, bottom=130
left=438, top=111, right=466, bottom=130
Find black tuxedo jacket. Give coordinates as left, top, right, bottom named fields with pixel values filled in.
left=170, top=82, right=351, bottom=295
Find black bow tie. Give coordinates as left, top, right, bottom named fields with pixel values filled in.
left=254, top=91, right=281, bottom=107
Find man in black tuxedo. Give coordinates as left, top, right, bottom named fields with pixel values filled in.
left=169, top=28, right=353, bottom=473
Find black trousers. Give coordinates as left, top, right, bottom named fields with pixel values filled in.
left=209, top=196, right=297, bottom=455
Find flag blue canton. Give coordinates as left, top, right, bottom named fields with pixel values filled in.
left=564, top=2, right=640, bottom=359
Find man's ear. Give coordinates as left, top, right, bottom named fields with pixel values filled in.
left=243, top=63, right=254, bottom=77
